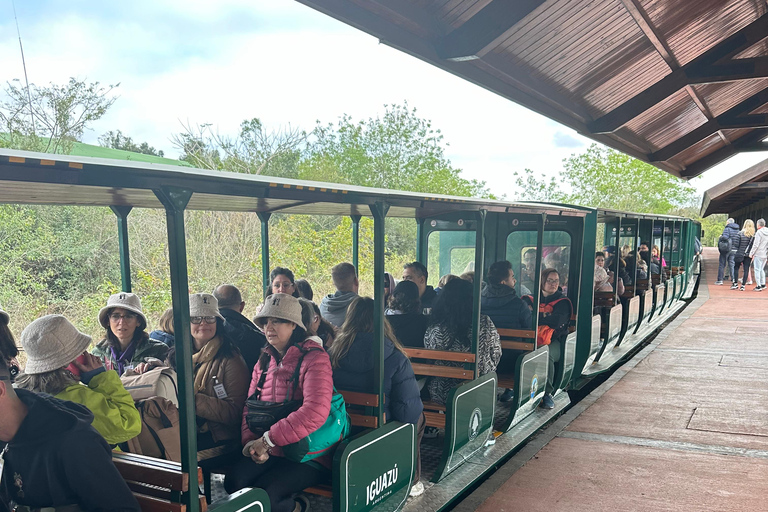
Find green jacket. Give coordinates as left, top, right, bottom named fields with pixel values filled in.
left=91, top=336, right=170, bottom=374
left=55, top=370, right=141, bottom=445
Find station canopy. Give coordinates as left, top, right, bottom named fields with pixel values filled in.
left=297, top=0, right=768, bottom=179
left=700, top=156, right=768, bottom=216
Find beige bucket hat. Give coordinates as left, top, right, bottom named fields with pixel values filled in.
left=189, top=293, right=225, bottom=320
left=254, top=293, right=304, bottom=330
left=98, top=292, right=148, bottom=329
left=21, top=315, right=92, bottom=375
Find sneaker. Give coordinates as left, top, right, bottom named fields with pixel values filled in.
left=539, top=393, right=555, bottom=409
left=714, top=281, right=723, bottom=285
left=747, top=280, right=753, bottom=285
left=731, top=283, right=739, bottom=289
left=423, top=426, right=440, bottom=439
left=294, top=494, right=310, bottom=512
left=741, top=286, right=745, bottom=291
left=498, top=388, right=514, bottom=402
left=755, top=286, right=764, bottom=292
left=409, top=481, right=425, bottom=497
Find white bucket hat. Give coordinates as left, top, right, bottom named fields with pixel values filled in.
left=98, top=292, right=148, bottom=329
left=254, top=293, right=304, bottom=330
left=189, top=293, right=225, bottom=320
left=0, top=303, right=8, bottom=324
left=21, top=315, right=92, bottom=375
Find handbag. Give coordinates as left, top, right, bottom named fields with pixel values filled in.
left=245, top=346, right=350, bottom=463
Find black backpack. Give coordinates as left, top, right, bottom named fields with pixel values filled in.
left=718, top=234, right=731, bottom=254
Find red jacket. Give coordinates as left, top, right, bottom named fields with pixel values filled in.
left=241, top=338, right=334, bottom=457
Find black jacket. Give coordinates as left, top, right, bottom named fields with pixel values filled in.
left=735, top=232, right=753, bottom=258
left=219, top=308, right=266, bottom=372
left=722, top=222, right=741, bottom=251
left=0, top=389, right=139, bottom=511
left=539, top=290, right=573, bottom=342
left=386, top=313, right=428, bottom=348
left=420, top=286, right=438, bottom=314
left=332, top=333, right=423, bottom=424
left=481, top=283, right=532, bottom=330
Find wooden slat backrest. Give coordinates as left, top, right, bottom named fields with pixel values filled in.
left=496, top=328, right=535, bottom=339
left=338, top=390, right=378, bottom=407
left=423, top=411, right=446, bottom=429
left=133, top=493, right=185, bottom=512
left=337, top=389, right=380, bottom=428
left=500, top=340, right=535, bottom=351
left=347, top=413, right=378, bottom=428
left=403, top=348, right=476, bottom=363
left=410, top=363, right=473, bottom=380
left=112, top=452, right=190, bottom=492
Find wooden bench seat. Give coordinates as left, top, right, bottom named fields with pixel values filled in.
left=112, top=451, right=205, bottom=512
left=404, top=348, right=476, bottom=381
left=593, top=291, right=615, bottom=308
left=338, top=389, right=381, bottom=428
left=497, top=328, right=535, bottom=351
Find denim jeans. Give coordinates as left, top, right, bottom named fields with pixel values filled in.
left=754, top=257, right=766, bottom=287
left=728, top=251, right=737, bottom=282
left=717, top=251, right=728, bottom=281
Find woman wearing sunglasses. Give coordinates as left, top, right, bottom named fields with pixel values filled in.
left=187, top=293, right=250, bottom=466
left=91, top=292, right=169, bottom=375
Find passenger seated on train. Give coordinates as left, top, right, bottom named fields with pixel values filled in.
left=299, top=298, right=337, bottom=349
left=424, top=278, right=501, bottom=405
left=386, top=281, right=428, bottom=348
left=295, top=278, right=313, bottom=300
left=0, top=359, right=141, bottom=512
left=594, top=252, right=613, bottom=292
left=91, top=293, right=169, bottom=375
left=185, top=293, right=250, bottom=465
left=226, top=294, right=337, bottom=512
left=436, top=273, right=458, bottom=294
left=214, top=284, right=266, bottom=372
left=320, top=262, right=359, bottom=328
left=460, top=270, right=475, bottom=283
left=330, top=297, right=426, bottom=497
left=636, top=258, right=649, bottom=280
left=652, top=245, right=666, bottom=268
left=481, top=260, right=532, bottom=403
left=537, top=268, right=573, bottom=410
left=149, top=307, right=175, bottom=347
left=14, top=315, right=141, bottom=445
left=268, top=267, right=300, bottom=298
left=0, top=304, right=19, bottom=380
left=384, top=272, right=396, bottom=304
left=402, top=261, right=438, bottom=314
left=520, top=249, right=537, bottom=295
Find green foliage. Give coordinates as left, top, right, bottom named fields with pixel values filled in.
left=514, top=144, right=699, bottom=214
left=99, top=129, right=164, bottom=157
left=699, top=214, right=727, bottom=247
left=0, top=78, right=118, bottom=154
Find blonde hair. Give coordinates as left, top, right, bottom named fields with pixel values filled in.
left=14, top=368, right=79, bottom=396
left=743, top=219, right=755, bottom=238
left=621, top=245, right=631, bottom=258
left=158, top=308, right=175, bottom=334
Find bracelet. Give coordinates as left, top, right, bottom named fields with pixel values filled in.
left=261, top=436, right=272, bottom=454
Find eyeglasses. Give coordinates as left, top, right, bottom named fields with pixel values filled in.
left=264, top=318, right=291, bottom=326
left=191, top=316, right=217, bottom=324
left=110, top=313, right=137, bottom=322
left=545, top=278, right=560, bottom=285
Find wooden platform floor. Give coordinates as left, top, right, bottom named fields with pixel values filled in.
left=462, top=247, right=768, bottom=512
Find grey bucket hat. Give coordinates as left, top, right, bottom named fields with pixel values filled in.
left=189, top=293, right=225, bottom=320
left=21, top=315, right=92, bottom=375
left=98, top=292, right=148, bottom=329
left=254, top=293, right=304, bottom=330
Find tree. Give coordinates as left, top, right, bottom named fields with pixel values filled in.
left=99, top=130, right=164, bottom=157
left=0, top=78, right=119, bottom=154
left=513, top=144, right=698, bottom=214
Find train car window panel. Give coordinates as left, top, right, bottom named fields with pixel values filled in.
left=427, top=229, right=476, bottom=287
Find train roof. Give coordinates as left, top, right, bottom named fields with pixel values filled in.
left=297, top=0, right=768, bottom=180
left=0, top=149, right=587, bottom=218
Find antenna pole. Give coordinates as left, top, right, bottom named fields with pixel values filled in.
left=11, top=0, right=35, bottom=133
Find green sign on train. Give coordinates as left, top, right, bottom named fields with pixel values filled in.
left=333, top=421, right=416, bottom=512
left=432, top=372, right=497, bottom=482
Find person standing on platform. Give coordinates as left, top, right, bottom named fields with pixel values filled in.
left=716, top=218, right=740, bottom=285
left=749, top=218, right=768, bottom=291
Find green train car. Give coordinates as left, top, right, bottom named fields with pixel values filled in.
left=0, top=150, right=701, bottom=512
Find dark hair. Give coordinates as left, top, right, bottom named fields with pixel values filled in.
left=307, top=300, right=336, bottom=348
left=388, top=281, right=421, bottom=314
left=257, top=321, right=307, bottom=369
left=165, top=346, right=177, bottom=371
left=0, top=320, right=19, bottom=362
left=403, top=261, right=428, bottom=280
left=541, top=268, right=561, bottom=290
left=268, top=267, right=299, bottom=298
left=210, top=318, right=240, bottom=360
left=295, top=279, right=313, bottom=300
left=487, top=261, right=512, bottom=286
left=430, top=278, right=473, bottom=343
left=105, top=317, right=149, bottom=350
left=595, top=251, right=605, bottom=259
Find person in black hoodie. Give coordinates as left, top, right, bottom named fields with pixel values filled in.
left=481, top=261, right=532, bottom=402
left=329, top=296, right=426, bottom=497
left=0, top=361, right=139, bottom=511
left=385, top=281, right=428, bottom=348
left=536, top=268, right=573, bottom=410
left=717, top=219, right=740, bottom=285
left=214, top=284, right=266, bottom=371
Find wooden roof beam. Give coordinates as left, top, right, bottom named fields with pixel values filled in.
left=435, top=0, right=547, bottom=61
left=589, top=13, right=768, bottom=134
left=650, top=86, right=768, bottom=162
left=679, top=128, right=768, bottom=178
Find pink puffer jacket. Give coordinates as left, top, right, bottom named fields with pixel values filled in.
left=241, top=338, right=333, bottom=454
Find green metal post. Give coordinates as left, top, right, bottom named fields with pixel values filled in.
left=532, top=214, right=546, bottom=349
left=416, top=218, right=426, bottom=264
left=574, top=210, right=597, bottom=383
left=351, top=215, right=362, bottom=273
left=110, top=206, right=133, bottom=293
left=470, top=210, right=487, bottom=379
left=370, top=202, right=389, bottom=427
left=257, top=212, right=271, bottom=298
left=153, top=187, right=198, bottom=512
left=613, top=217, right=622, bottom=293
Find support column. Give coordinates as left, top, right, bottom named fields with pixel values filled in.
left=370, top=202, right=390, bottom=427
left=257, top=212, right=271, bottom=298
left=110, top=206, right=133, bottom=293
left=351, top=214, right=362, bottom=273
left=153, top=187, right=198, bottom=512
left=470, top=210, right=486, bottom=378
left=532, top=214, right=546, bottom=349
left=416, top=217, right=426, bottom=264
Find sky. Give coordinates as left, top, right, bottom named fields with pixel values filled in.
left=2, top=0, right=766, bottom=200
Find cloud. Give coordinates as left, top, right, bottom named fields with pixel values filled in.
left=553, top=131, right=584, bottom=148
